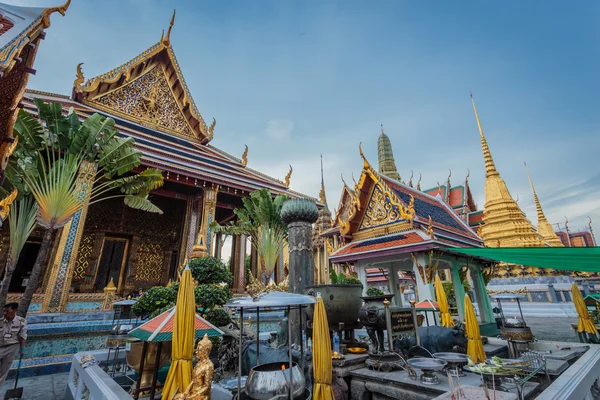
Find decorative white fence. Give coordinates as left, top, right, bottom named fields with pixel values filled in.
left=66, top=350, right=132, bottom=400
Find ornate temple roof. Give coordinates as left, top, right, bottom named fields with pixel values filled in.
left=21, top=91, right=317, bottom=202
left=329, top=148, right=482, bottom=262
left=470, top=94, right=547, bottom=248
left=0, top=1, right=69, bottom=166
left=72, top=11, right=212, bottom=144
left=377, top=124, right=401, bottom=181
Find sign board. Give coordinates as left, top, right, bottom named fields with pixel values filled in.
left=390, top=309, right=415, bottom=334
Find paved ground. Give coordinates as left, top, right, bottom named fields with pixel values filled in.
left=0, top=317, right=582, bottom=399
left=0, top=372, right=69, bottom=400
left=527, top=317, right=579, bottom=342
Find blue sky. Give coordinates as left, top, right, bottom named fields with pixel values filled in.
left=16, top=0, right=600, bottom=234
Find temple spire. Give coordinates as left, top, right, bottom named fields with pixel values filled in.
left=471, top=93, right=499, bottom=178
left=377, top=124, right=401, bottom=181
left=319, top=154, right=327, bottom=205
left=524, top=163, right=563, bottom=247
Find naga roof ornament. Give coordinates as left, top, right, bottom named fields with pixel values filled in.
left=284, top=165, right=293, bottom=186
left=408, top=170, right=414, bottom=188
left=241, top=145, right=248, bottom=166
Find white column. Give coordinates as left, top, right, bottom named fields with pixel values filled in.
left=356, top=261, right=368, bottom=296
left=412, top=254, right=434, bottom=301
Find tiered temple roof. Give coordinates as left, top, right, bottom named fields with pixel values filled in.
left=377, top=124, right=401, bottom=181
left=0, top=1, right=69, bottom=179
left=22, top=13, right=319, bottom=203
left=326, top=147, right=482, bottom=263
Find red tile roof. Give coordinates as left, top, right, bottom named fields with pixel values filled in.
left=332, top=232, right=426, bottom=257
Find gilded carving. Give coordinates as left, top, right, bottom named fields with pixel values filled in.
left=241, top=145, right=248, bottom=166
left=360, top=186, right=401, bottom=230
left=0, top=188, right=17, bottom=221
left=91, top=66, right=194, bottom=138
left=284, top=165, right=293, bottom=186
left=73, top=63, right=84, bottom=93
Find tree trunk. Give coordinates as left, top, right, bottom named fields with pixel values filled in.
left=0, top=253, right=15, bottom=307
left=18, top=229, right=54, bottom=318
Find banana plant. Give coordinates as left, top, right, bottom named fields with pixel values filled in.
left=7, top=100, right=165, bottom=317
left=212, top=189, right=288, bottom=283
left=0, top=195, right=37, bottom=306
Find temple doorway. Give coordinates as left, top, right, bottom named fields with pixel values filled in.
left=10, top=241, right=41, bottom=292
left=94, top=237, right=129, bottom=292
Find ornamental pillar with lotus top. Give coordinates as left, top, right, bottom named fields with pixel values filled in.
left=281, top=198, right=318, bottom=344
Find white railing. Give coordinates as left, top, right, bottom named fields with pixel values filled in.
left=67, top=350, right=132, bottom=400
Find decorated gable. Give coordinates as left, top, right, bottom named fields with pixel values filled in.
left=358, top=182, right=412, bottom=232
left=89, top=65, right=194, bottom=138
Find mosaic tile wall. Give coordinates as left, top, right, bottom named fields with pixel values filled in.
left=65, top=301, right=103, bottom=312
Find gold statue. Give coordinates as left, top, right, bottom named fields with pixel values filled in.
left=241, top=145, right=248, bottom=166
left=174, top=334, right=214, bottom=400
left=284, top=165, right=293, bottom=186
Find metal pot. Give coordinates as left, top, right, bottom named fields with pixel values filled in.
left=125, top=339, right=172, bottom=391
left=501, top=326, right=533, bottom=341
left=245, top=362, right=305, bottom=400
left=504, top=318, right=526, bottom=328
left=306, top=284, right=363, bottom=329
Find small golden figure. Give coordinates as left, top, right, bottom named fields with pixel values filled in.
left=174, top=334, right=214, bottom=400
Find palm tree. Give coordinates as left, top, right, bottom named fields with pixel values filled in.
left=0, top=195, right=37, bottom=306
left=7, top=100, right=164, bottom=316
left=213, top=189, right=288, bottom=282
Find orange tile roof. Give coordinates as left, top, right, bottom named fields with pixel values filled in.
left=333, top=232, right=426, bottom=257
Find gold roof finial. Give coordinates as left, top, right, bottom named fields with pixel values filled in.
left=465, top=168, right=470, bottom=184
left=341, top=173, right=348, bottom=188
left=427, top=215, right=435, bottom=239
left=163, top=9, right=176, bottom=46
left=417, top=173, right=422, bottom=191
left=284, top=165, right=293, bottom=186
left=359, top=142, right=370, bottom=169
left=41, top=0, right=71, bottom=28
left=241, top=145, right=248, bottom=166
left=436, top=181, right=442, bottom=197
left=206, top=118, right=216, bottom=141
left=73, top=63, right=84, bottom=93
left=446, top=169, right=452, bottom=202
left=160, top=29, right=164, bottom=42
left=471, top=93, right=499, bottom=178
left=589, top=217, right=597, bottom=246
left=408, top=170, right=414, bottom=188
left=319, top=154, right=327, bottom=205
left=351, top=173, right=357, bottom=186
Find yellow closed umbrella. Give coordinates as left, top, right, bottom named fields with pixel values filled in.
left=572, top=283, right=598, bottom=334
left=162, top=266, right=196, bottom=400
left=464, top=295, right=486, bottom=363
left=313, top=294, right=335, bottom=400
left=434, top=275, right=453, bottom=327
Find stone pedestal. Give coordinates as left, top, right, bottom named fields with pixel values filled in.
left=281, top=198, right=318, bottom=344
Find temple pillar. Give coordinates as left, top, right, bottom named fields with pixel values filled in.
left=161, top=250, right=172, bottom=285
left=450, top=262, right=466, bottom=321
left=42, top=161, right=97, bottom=313
left=213, top=233, right=223, bottom=259
left=281, top=198, right=318, bottom=345
left=190, top=185, right=219, bottom=259
left=250, top=240, right=258, bottom=279
left=230, top=235, right=240, bottom=288
left=236, top=235, right=247, bottom=291
left=179, top=196, right=195, bottom=263
left=470, top=265, right=494, bottom=323
left=388, top=264, right=401, bottom=306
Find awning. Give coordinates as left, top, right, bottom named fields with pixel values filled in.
left=446, top=247, right=600, bottom=272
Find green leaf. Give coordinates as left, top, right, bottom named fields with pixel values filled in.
left=124, top=194, right=163, bottom=214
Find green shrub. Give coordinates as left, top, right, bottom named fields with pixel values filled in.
left=330, top=269, right=363, bottom=287
left=195, top=284, right=232, bottom=310
left=204, top=308, right=232, bottom=327
left=366, top=287, right=385, bottom=297
left=442, top=280, right=472, bottom=307
left=132, top=286, right=177, bottom=317
left=189, top=257, right=233, bottom=285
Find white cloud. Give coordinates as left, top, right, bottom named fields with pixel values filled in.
left=265, top=120, right=294, bottom=141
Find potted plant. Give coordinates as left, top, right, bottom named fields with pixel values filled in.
left=305, top=269, right=363, bottom=330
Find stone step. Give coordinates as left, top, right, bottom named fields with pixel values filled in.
left=7, top=354, right=72, bottom=379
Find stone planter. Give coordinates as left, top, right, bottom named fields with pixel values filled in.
left=305, top=284, right=362, bottom=329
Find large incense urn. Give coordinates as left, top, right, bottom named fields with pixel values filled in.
left=245, top=362, right=306, bottom=400
left=305, top=284, right=362, bottom=329
left=126, top=339, right=172, bottom=392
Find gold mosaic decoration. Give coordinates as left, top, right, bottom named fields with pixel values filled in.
left=135, top=242, right=164, bottom=282
left=360, top=185, right=407, bottom=230
left=91, top=65, right=194, bottom=138
left=73, top=234, right=94, bottom=281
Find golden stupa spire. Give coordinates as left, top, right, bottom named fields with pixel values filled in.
left=471, top=93, right=499, bottom=178
left=319, top=154, right=327, bottom=205
left=470, top=94, right=545, bottom=248
left=525, top=163, right=563, bottom=246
